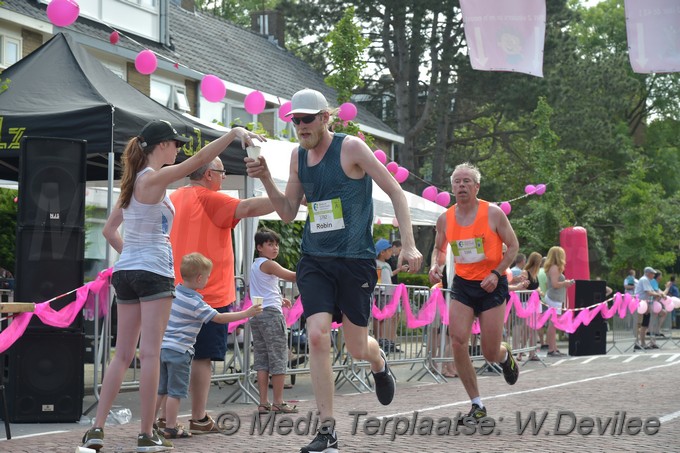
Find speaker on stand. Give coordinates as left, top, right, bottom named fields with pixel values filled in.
left=568, top=280, right=608, bottom=356
left=3, top=137, right=87, bottom=422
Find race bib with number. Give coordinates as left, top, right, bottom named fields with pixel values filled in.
left=308, top=198, right=345, bottom=233
left=450, top=237, right=486, bottom=264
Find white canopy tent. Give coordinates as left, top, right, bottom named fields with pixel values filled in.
left=251, top=139, right=446, bottom=225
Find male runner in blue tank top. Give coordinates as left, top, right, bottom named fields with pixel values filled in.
left=246, top=88, right=422, bottom=453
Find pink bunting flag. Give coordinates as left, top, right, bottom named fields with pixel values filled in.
left=624, top=0, right=680, bottom=74
left=459, top=0, right=546, bottom=77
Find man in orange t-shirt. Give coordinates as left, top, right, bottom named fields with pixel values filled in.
left=170, top=157, right=272, bottom=433
left=428, top=162, right=520, bottom=426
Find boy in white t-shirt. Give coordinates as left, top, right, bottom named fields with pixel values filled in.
left=250, top=228, right=298, bottom=414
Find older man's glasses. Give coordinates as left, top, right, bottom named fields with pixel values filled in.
left=291, top=114, right=320, bottom=126
left=209, top=169, right=227, bottom=175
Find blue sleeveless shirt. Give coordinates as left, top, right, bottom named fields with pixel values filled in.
left=298, top=133, right=375, bottom=259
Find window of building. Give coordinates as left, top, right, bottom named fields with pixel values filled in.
left=0, top=35, right=20, bottom=69
left=150, top=79, right=189, bottom=112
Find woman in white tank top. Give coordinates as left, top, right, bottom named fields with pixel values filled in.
left=83, top=120, right=263, bottom=452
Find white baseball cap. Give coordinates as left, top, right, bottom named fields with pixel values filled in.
left=286, top=89, right=329, bottom=116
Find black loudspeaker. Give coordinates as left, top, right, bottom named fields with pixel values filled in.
left=569, top=280, right=608, bottom=356
left=2, top=331, right=84, bottom=422
left=14, top=226, right=84, bottom=330
left=18, top=137, right=86, bottom=228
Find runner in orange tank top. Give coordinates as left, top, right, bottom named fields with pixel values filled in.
left=428, top=162, right=521, bottom=425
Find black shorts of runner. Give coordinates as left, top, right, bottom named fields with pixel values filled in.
left=451, top=274, right=508, bottom=316
left=194, top=305, right=230, bottom=361
left=296, top=255, right=377, bottom=327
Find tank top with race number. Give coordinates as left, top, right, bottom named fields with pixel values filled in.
left=445, top=199, right=503, bottom=281
left=297, top=133, right=374, bottom=259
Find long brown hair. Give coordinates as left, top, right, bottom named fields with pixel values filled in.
left=119, top=136, right=153, bottom=208
left=523, top=251, right=542, bottom=279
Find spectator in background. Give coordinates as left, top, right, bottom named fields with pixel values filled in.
left=668, top=275, right=680, bottom=328
left=536, top=257, right=548, bottom=349
left=387, top=240, right=408, bottom=284
left=510, top=253, right=526, bottom=279
left=544, top=246, right=575, bottom=357
left=634, top=266, right=662, bottom=350
left=520, top=252, right=542, bottom=361
left=374, top=239, right=400, bottom=353
left=649, top=271, right=668, bottom=338
left=623, top=269, right=637, bottom=296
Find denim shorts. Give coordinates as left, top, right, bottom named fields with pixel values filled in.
left=112, top=270, right=175, bottom=304
left=296, top=255, right=377, bottom=327
left=158, top=348, right=192, bottom=399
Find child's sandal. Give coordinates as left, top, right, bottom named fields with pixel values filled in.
left=258, top=403, right=273, bottom=414
left=163, top=425, right=192, bottom=438
left=272, top=402, right=298, bottom=414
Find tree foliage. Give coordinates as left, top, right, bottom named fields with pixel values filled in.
left=0, top=188, right=17, bottom=273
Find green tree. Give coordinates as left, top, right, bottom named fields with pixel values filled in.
left=0, top=188, right=17, bottom=273
left=324, top=6, right=369, bottom=104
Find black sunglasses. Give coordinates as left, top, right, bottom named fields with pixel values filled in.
left=291, top=114, right=320, bottom=125
left=174, top=140, right=184, bottom=148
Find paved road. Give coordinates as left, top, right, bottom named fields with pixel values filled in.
left=2, top=342, right=679, bottom=452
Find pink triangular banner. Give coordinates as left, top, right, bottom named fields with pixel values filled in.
left=460, top=0, right=546, bottom=77
left=625, top=0, right=680, bottom=73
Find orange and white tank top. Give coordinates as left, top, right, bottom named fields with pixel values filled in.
left=445, top=200, right=503, bottom=281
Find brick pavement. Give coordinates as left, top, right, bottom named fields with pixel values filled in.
left=2, top=344, right=679, bottom=452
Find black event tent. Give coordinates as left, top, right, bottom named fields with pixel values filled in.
left=0, top=32, right=247, bottom=182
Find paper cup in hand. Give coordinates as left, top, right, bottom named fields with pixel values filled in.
left=252, top=296, right=263, bottom=306
left=246, top=146, right=261, bottom=159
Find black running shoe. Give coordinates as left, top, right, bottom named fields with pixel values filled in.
left=300, top=427, right=339, bottom=453
left=372, top=349, right=395, bottom=405
left=500, top=342, right=519, bottom=385
left=457, top=403, right=487, bottom=426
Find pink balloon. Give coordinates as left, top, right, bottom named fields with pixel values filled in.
left=392, top=218, right=399, bottom=228
left=109, top=30, right=120, bottom=45
left=200, top=75, right=226, bottom=102
left=435, top=191, right=451, bottom=207
left=652, top=301, right=662, bottom=314
left=47, top=0, right=80, bottom=27
left=135, top=50, right=157, bottom=75
left=535, top=184, right=546, bottom=195
left=422, top=186, right=438, bottom=202
left=524, top=184, right=536, bottom=195
left=13, top=197, right=18, bottom=203
left=278, top=101, right=292, bottom=122
left=500, top=202, right=512, bottom=215
left=375, top=218, right=382, bottom=225
left=338, top=102, right=358, bottom=121
left=245, top=90, right=266, bottom=115
left=628, top=297, right=639, bottom=314
left=663, top=297, right=675, bottom=312
left=637, top=300, right=648, bottom=315
left=394, top=167, right=409, bottom=183
left=386, top=162, right=399, bottom=174
left=374, top=149, right=387, bottom=164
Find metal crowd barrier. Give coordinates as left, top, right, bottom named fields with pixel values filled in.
left=85, top=281, right=677, bottom=412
